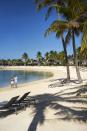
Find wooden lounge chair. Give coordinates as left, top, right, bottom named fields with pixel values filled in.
left=0, top=96, right=19, bottom=113
left=0, top=92, right=31, bottom=115
left=14, top=92, right=31, bottom=107
left=15, top=92, right=36, bottom=107
left=0, top=92, right=36, bottom=115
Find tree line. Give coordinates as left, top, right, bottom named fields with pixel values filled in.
left=0, top=46, right=87, bottom=66
left=0, top=51, right=66, bottom=66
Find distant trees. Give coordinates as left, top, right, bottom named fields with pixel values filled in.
left=77, top=46, right=87, bottom=66
left=45, top=51, right=57, bottom=65
left=44, top=51, right=65, bottom=66
left=58, top=51, right=65, bottom=65
left=12, top=59, right=24, bottom=66
left=0, top=59, right=24, bottom=66
left=0, top=48, right=87, bottom=66
left=0, top=51, right=65, bottom=66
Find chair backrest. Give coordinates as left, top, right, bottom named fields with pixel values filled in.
left=4, top=96, right=19, bottom=108
left=18, top=92, right=30, bottom=103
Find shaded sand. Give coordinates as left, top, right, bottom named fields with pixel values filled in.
left=0, top=66, right=87, bottom=131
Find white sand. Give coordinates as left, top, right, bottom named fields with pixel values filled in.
left=0, top=66, right=87, bottom=131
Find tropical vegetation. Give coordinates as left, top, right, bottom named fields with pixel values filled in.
left=0, top=47, right=87, bottom=66
left=35, top=0, right=87, bottom=83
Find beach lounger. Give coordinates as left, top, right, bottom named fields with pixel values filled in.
left=0, top=96, right=19, bottom=113
left=26, top=95, right=36, bottom=105
left=14, top=92, right=31, bottom=107
left=0, top=92, right=31, bottom=114
left=0, top=92, right=36, bottom=115
left=15, top=91, right=36, bottom=106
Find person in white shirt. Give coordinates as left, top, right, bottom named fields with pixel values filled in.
left=11, top=78, right=14, bottom=88
left=14, top=76, right=18, bottom=88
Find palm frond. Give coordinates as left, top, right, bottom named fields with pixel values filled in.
left=45, top=4, right=61, bottom=20
left=44, top=27, right=52, bottom=37
left=45, top=6, right=54, bottom=20
left=74, top=29, right=80, bottom=36
left=56, top=29, right=63, bottom=38
left=35, top=0, right=55, bottom=11
left=81, top=20, right=87, bottom=53
left=44, top=20, right=68, bottom=37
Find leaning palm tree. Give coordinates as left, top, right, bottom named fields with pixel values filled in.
left=61, top=0, right=87, bottom=83
left=60, top=0, right=87, bottom=83
left=46, top=19, right=83, bottom=82
left=35, top=0, right=71, bottom=81
left=45, top=23, right=71, bottom=81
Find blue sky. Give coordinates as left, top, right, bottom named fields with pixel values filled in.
left=0, top=0, right=82, bottom=59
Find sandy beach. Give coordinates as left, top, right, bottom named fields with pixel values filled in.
left=0, top=66, right=87, bottom=131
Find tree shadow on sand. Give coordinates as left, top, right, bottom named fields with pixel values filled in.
left=48, top=78, right=81, bottom=88
left=28, top=90, right=87, bottom=131
left=0, top=85, right=87, bottom=131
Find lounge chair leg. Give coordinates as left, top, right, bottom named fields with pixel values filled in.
left=28, top=102, right=30, bottom=107
left=24, top=104, right=26, bottom=110
left=15, top=108, right=18, bottom=115
left=33, top=99, right=36, bottom=105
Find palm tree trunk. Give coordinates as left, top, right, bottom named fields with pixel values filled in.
left=72, top=30, right=82, bottom=83
left=61, top=34, right=70, bottom=81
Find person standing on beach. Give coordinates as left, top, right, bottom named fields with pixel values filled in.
left=14, top=76, right=18, bottom=88
left=11, top=78, right=14, bottom=88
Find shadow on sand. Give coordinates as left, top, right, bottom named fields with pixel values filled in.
left=28, top=86, right=87, bottom=131
left=0, top=84, right=87, bottom=131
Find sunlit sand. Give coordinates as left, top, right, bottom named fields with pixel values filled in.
left=0, top=66, right=87, bottom=131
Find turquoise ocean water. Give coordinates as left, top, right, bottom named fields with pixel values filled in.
left=0, top=70, right=51, bottom=88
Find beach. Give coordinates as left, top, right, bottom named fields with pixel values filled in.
left=0, top=66, right=87, bottom=131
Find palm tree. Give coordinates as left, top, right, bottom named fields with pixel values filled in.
left=37, top=51, right=42, bottom=66
left=60, top=0, right=87, bottom=83
left=46, top=25, right=71, bottom=80
left=22, top=52, right=29, bottom=66
left=58, top=0, right=87, bottom=83
left=35, top=0, right=71, bottom=81
left=45, top=52, right=50, bottom=61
